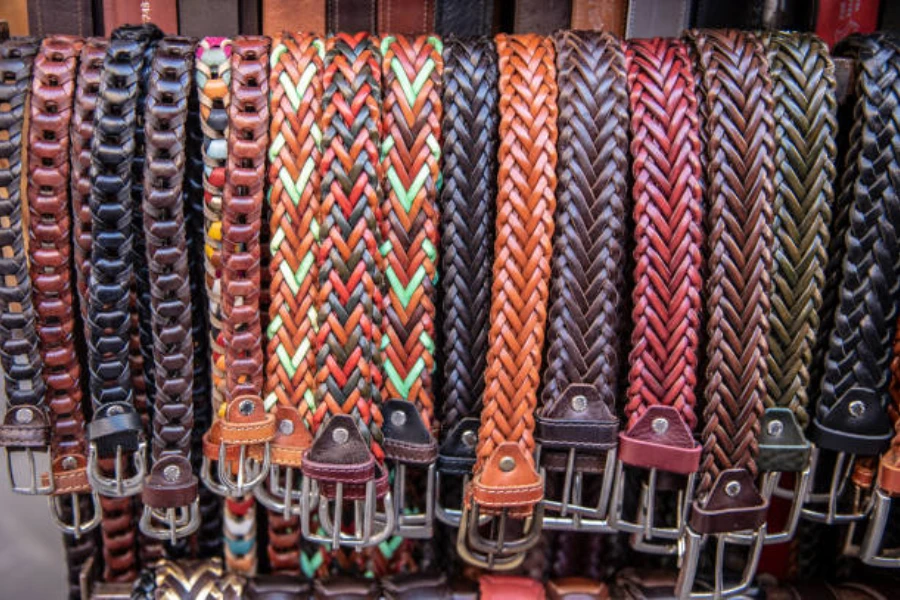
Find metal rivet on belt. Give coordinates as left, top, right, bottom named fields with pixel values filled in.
left=848, top=400, right=865, bottom=418
left=279, top=419, right=294, bottom=436
left=391, top=410, right=407, bottom=427
left=332, top=427, right=349, bottom=445
left=107, top=405, right=123, bottom=416
left=14, top=408, right=33, bottom=424
left=239, top=399, right=255, bottom=416
left=163, top=464, right=181, bottom=483
left=499, top=456, right=516, bottom=472
left=725, top=481, right=741, bottom=497
left=767, top=419, right=784, bottom=437
left=461, top=430, right=477, bottom=448
left=651, top=417, right=669, bottom=435
left=570, top=395, right=588, bottom=412
left=61, top=456, right=78, bottom=471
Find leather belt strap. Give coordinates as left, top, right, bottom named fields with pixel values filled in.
left=0, top=38, right=48, bottom=489
left=547, top=577, right=609, bottom=600
left=458, top=32, right=556, bottom=568
left=513, top=0, right=571, bottom=34
left=263, top=31, right=323, bottom=574
left=755, top=31, right=836, bottom=468
left=479, top=575, right=546, bottom=600
left=378, top=33, right=441, bottom=492
left=326, top=0, right=378, bottom=33
left=138, top=36, right=200, bottom=542
left=436, top=36, right=497, bottom=511
left=379, top=0, right=436, bottom=34
left=435, top=0, right=494, bottom=36
left=813, top=33, right=900, bottom=458
left=537, top=28, right=625, bottom=481
left=571, top=0, right=626, bottom=36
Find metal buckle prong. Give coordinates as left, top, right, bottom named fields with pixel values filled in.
left=139, top=500, right=201, bottom=543
left=86, top=440, right=146, bottom=497
left=49, top=491, right=102, bottom=538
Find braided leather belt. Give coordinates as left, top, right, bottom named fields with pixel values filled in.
left=377, top=33, right=442, bottom=539
left=27, top=34, right=103, bottom=538
left=535, top=29, right=627, bottom=535
left=607, top=36, right=703, bottom=553
left=457, top=33, right=556, bottom=570
left=434, top=36, right=497, bottom=529
left=676, top=29, right=775, bottom=599
left=728, top=32, right=837, bottom=547
left=0, top=38, right=48, bottom=495
left=85, top=24, right=161, bottom=498
left=254, top=32, right=321, bottom=573
left=136, top=36, right=201, bottom=542
left=802, top=33, right=900, bottom=528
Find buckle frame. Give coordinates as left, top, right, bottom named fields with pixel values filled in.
left=794, top=447, right=871, bottom=524
left=392, top=461, right=435, bottom=538
left=5, top=444, right=54, bottom=495
left=456, top=501, right=542, bottom=570
left=48, top=491, right=102, bottom=537
left=858, top=489, right=900, bottom=566
left=139, top=498, right=201, bottom=543
left=675, top=523, right=767, bottom=599
left=537, top=444, right=617, bottom=532
left=86, top=440, right=146, bottom=497
left=254, top=463, right=309, bottom=517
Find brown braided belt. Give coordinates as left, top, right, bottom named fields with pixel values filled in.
left=458, top=33, right=556, bottom=570
left=607, top=36, right=704, bottom=552
left=535, top=30, right=627, bottom=534
left=676, top=29, right=775, bottom=599
left=137, top=36, right=201, bottom=543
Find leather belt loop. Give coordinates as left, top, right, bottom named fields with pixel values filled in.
left=457, top=33, right=557, bottom=571
left=377, top=33, right=442, bottom=540
left=378, top=0, right=436, bottom=35
left=535, top=30, right=627, bottom=535
left=726, top=31, right=837, bottom=548
left=136, top=36, right=201, bottom=544
left=802, top=33, right=900, bottom=530
left=434, top=35, right=498, bottom=529
left=479, top=575, right=546, bottom=600
left=0, top=37, right=50, bottom=496
left=255, top=32, right=322, bottom=573
left=676, top=29, right=775, bottom=599
left=326, top=0, right=378, bottom=34
left=299, top=32, right=395, bottom=550
left=608, top=36, right=703, bottom=554
left=435, top=0, right=494, bottom=36
left=28, top=34, right=103, bottom=541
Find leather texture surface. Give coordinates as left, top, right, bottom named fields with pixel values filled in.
left=264, top=0, right=325, bottom=35
left=571, top=0, right=626, bottom=36
left=379, top=0, right=436, bottom=34
left=327, top=0, right=378, bottom=33
left=27, top=0, right=94, bottom=36
left=436, top=0, right=493, bottom=36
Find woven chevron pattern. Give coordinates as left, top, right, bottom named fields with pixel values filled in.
left=541, top=30, right=629, bottom=418
left=684, top=29, right=774, bottom=494
left=438, top=37, right=497, bottom=430
left=761, top=33, right=837, bottom=428
left=154, top=559, right=245, bottom=599
left=379, top=34, right=442, bottom=430
left=818, top=34, right=900, bottom=433
left=624, top=38, right=703, bottom=430
left=314, top=32, right=385, bottom=456
left=475, top=34, right=557, bottom=471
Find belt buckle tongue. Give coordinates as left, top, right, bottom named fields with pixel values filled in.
left=435, top=418, right=482, bottom=527
left=729, top=408, right=813, bottom=546
left=299, top=414, right=395, bottom=549
left=86, top=402, right=146, bottom=497
left=856, top=448, right=900, bottom=566
left=200, top=395, right=275, bottom=497
left=47, top=454, right=101, bottom=537
left=457, top=442, right=544, bottom=570
left=253, top=406, right=313, bottom=518
left=139, top=455, right=201, bottom=543
left=536, top=384, right=618, bottom=532
left=382, top=400, right=437, bottom=539
left=675, top=469, right=768, bottom=599
left=609, top=406, right=701, bottom=554
left=0, top=405, right=52, bottom=495
left=800, top=391, right=892, bottom=524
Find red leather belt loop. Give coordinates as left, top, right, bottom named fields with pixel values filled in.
left=378, top=0, right=436, bottom=34
left=457, top=33, right=557, bottom=570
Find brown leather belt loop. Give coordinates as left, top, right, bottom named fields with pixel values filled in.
left=535, top=29, right=627, bottom=534
left=608, top=36, right=703, bottom=551
left=0, top=37, right=50, bottom=495
left=137, top=36, right=201, bottom=544
left=378, top=0, right=436, bottom=34
left=677, top=29, right=775, bottom=599
left=378, top=33, right=442, bottom=539
left=259, top=31, right=322, bottom=572
left=457, top=32, right=557, bottom=570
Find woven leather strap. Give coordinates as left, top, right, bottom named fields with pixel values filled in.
left=140, top=36, right=198, bottom=511
left=314, top=31, right=385, bottom=451
left=264, top=31, right=323, bottom=575
left=537, top=30, right=627, bottom=457
left=438, top=36, right=497, bottom=433
left=683, top=29, right=774, bottom=496
left=813, top=33, right=900, bottom=456
left=379, top=34, right=442, bottom=433
left=624, top=37, right=703, bottom=432
left=0, top=38, right=46, bottom=456
left=760, top=32, right=837, bottom=429
left=470, top=32, right=556, bottom=507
